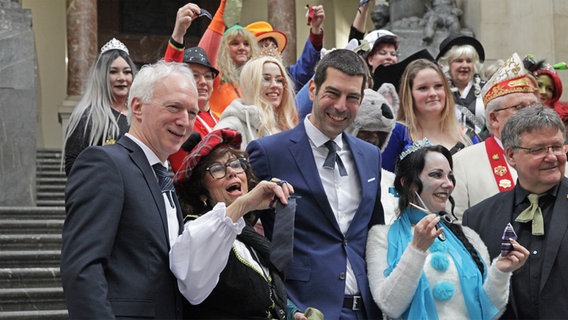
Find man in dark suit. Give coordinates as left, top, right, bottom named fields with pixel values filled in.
left=60, top=61, right=198, bottom=319
left=463, top=105, right=568, bottom=319
left=247, top=49, right=384, bottom=319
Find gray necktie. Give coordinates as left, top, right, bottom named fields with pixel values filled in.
left=323, top=140, right=348, bottom=176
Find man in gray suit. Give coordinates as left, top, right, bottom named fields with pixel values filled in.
left=463, top=105, right=568, bottom=318
left=61, top=60, right=198, bottom=319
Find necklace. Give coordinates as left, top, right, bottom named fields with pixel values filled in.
left=103, top=109, right=123, bottom=146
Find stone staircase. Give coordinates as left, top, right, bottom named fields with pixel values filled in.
left=36, top=149, right=66, bottom=207
left=0, top=149, right=68, bottom=319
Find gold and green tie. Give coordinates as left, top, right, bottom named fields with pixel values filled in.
left=515, top=193, right=544, bottom=235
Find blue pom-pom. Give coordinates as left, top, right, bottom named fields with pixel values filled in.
left=430, top=252, right=449, bottom=271
left=432, top=281, right=455, bottom=301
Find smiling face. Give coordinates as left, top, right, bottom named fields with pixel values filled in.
left=308, top=68, right=364, bottom=139
left=109, top=56, right=133, bottom=103
left=367, top=43, right=398, bottom=71
left=506, top=127, right=566, bottom=194
left=412, top=68, right=446, bottom=118
left=261, top=62, right=285, bottom=109
left=449, top=54, right=473, bottom=89
left=130, top=73, right=198, bottom=162
left=537, top=74, right=554, bottom=104
left=203, top=152, right=249, bottom=206
left=418, top=151, right=455, bottom=212
left=189, top=63, right=214, bottom=110
left=229, top=36, right=252, bottom=67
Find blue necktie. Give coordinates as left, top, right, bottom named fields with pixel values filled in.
left=323, top=140, right=348, bottom=176
left=152, top=163, right=175, bottom=207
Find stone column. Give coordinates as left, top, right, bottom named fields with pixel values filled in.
left=0, top=1, right=37, bottom=206
left=58, top=0, right=97, bottom=137
left=268, top=0, right=296, bottom=66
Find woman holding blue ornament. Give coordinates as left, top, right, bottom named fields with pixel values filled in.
left=366, top=141, right=529, bottom=319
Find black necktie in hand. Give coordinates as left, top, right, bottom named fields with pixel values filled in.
left=270, top=197, right=297, bottom=278
left=323, top=140, right=348, bottom=176
left=152, top=163, right=175, bottom=207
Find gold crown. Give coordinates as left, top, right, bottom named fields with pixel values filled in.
left=100, top=38, right=129, bottom=55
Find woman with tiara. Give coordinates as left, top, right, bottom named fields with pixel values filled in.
left=367, top=140, right=529, bottom=319
left=63, top=38, right=137, bottom=175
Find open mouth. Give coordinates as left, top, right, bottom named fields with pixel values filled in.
left=328, top=113, right=347, bottom=122
left=226, top=182, right=242, bottom=195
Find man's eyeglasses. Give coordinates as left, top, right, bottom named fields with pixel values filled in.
left=206, top=158, right=247, bottom=179
left=512, top=144, right=567, bottom=157
left=493, top=104, right=528, bottom=113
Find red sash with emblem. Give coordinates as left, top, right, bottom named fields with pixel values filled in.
left=485, top=136, right=514, bottom=192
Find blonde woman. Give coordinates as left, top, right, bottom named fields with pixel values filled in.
left=381, top=59, right=480, bottom=172
left=208, top=25, right=260, bottom=116
left=216, top=56, right=298, bottom=147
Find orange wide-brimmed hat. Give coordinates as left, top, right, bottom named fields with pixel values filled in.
left=245, top=21, right=288, bottom=52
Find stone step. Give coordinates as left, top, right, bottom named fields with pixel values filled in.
left=0, top=207, right=65, bottom=219
left=36, top=171, right=66, bottom=179
left=0, top=287, right=66, bottom=312
left=36, top=177, right=66, bottom=185
left=0, top=310, right=68, bottom=320
left=0, top=234, right=61, bottom=250
left=35, top=200, right=65, bottom=207
left=36, top=149, right=63, bottom=157
left=0, top=268, right=61, bottom=289
left=36, top=161, right=65, bottom=174
left=36, top=159, right=63, bottom=167
left=0, top=251, right=60, bottom=268
left=0, top=220, right=63, bottom=234
left=37, top=185, right=65, bottom=193
left=36, top=192, right=65, bottom=201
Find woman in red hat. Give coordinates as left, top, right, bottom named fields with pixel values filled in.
left=170, top=128, right=310, bottom=320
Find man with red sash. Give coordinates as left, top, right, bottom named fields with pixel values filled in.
left=452, top=53, right=537, bottom=220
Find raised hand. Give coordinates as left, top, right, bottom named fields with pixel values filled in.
left=410, top=214, right=443, bottom=252
left=171, top=3, right=203, bottom=44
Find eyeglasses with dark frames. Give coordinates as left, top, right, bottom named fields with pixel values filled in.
left=205, top=158, right=248, bottom=179
left=512, top=144, right=567, bottom=157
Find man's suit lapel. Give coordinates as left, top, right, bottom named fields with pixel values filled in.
left=540, top=178, right=568, bottom=292
left=288, top=124, right=342, bottom=233
left=343, top=134, right=378, bottom=234
left=118, top=137, right=173, bottom=244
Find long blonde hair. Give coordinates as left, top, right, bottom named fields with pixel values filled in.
left=398, top=59, right=461, bottom=141
left=239, top=56, right=298, bottom=135
left=217, top=27, right=260, bottom=85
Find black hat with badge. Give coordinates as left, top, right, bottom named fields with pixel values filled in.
left=436, top=34, right=485, bottom=62
left=183, top=47, right=219, bottom=78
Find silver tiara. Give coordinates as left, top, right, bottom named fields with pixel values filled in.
left=100, top=38, right=129, bottom=55
left=399, top=138, right=432, bottom=161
